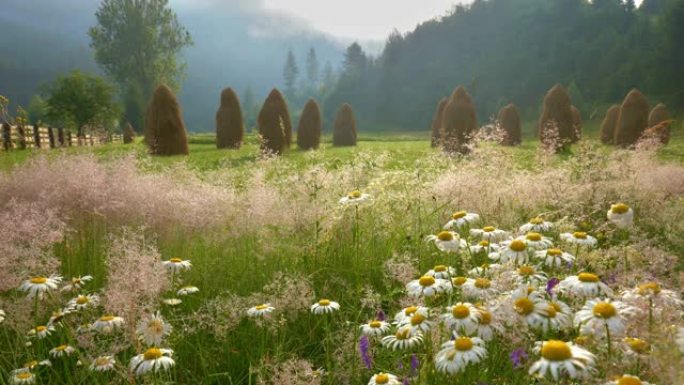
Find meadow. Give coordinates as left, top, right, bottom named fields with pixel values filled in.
left=1, top=122, right=684, bottom=385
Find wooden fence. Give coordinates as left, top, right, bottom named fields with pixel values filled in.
left=1, top=125, right=122, bottom=151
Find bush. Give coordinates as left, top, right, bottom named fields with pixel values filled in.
left=441, top=86, right=477, bottom=153
left=614, top=89, right=649, bottom=148
left=332, top=103, right=357, bottom=146
left=497, top=103, right=521, bottom=146
left=599, top=105, right=620, bottom=145
left=144, top=84, right=189, bottom=156
left=123, top=122, right=136, bottom=144
left=296, top=99, right=322, bottom=150
left=570, top=105, right=582, bottom=143
left=538, top=84, right=574, bottom=150
left=258, top=88, right=291, bottom=154
left=216, top=88, right=244, bottom=149
left=430, top=97, right=448, bottom=148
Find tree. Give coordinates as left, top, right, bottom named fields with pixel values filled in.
left=145, top=84, right=189, bottom=155
left=296, top=99, right=322, bottom=150
left=343, top=43, right=368, bottom=75
left=43, top=70, right=120, bottom=137
left=242, top=86, right=257, bottom=129
left=305, top=48, right=320, bottom=89
left=216, top=88, right=244, bottom=149
left=283, top=50, right=299, bottom=99
left=89, top=0, right=192, bottom=132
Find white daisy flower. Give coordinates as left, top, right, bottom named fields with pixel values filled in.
left=129, top=347, right=175, bottom=376
left=425, top=231, right=467, bottom=253
left=177, top=286, right=199, bottom=296
left=604, top=374, right=652, bottom=385
left=0, top=309, right=5, bottom=324
left=467, top=263, right=503, bottom=278
left=23, top=360, right=51, bottom=370
left=575, top=298, right=632, bottom=338
left=27, top=325, right=55, bottom=339
left=622, top=337, right=650, bottom=357
left=558, top=273, right=612, bottom=298
left=443, top=211, right=480, bottom=230
left=163, top=298, right=183, bottom=306
left=92, top=315, right=125, bottom=334
left=49, top=344, right=76, bottom=358
left=90, top=355, right=116, bottom=372
left=531, top=301, right=573, bottom=333
left=512, top=292, right=549, bottom=328
left=520, top=232, right=553, bottom=250
left=470, top=226, right=509, bottom=242
left=535, top=248, right=575, bottom=269
left=406, top=276, right=449, bottom=297
left=529, top=340, right=595, bottom=381
left=19, top=275, right=62, bottom=298
left=425, top=264, right=456, bottom=279
left=511, top=265, right=547, bottom=285
left=434, top=336, right=487, bottom=374
left=676, top=327, right=684, bottom=354
left=490, top=239, right=530, bottom=265
left=621, top=281, right=683, bottom=308
left=450, top=276, right=472, bottom=289
left=462, top=278, right=498, bottom=300
left=442, top=302, right=481, bottom=334
left=381, top=325, right=423, bottom=350
left=607, top=203, right=634, bottom=228
left=247, top=304, right=275, bottom=318
left=394, top=306, right=429, bottom=324
left=310, top=299, right=340, bottom=315
left=67, top=294, right=99, bottom=310
left=400, top=310, right=435, bottom=333
left=560, top=232, right=597, bottom=247
left=360, top=319, right=391, bottom=337
left=48, top=308, right=73, bottom=326
left=367, top=372, right=401, bottom=385
left=469, top=239, right=500, bottom=254
left=473, top=306, right=503, bottom=341
left=519, top=217, right=554, bottom=233
left=339, top=190, right=371, bottom=205
left=61, top=275, right=93, bottom=292
left=162, top=258, right=192, bottom=273
left=137, top=311, right=172, bottom=346
left=10, top=369, right=35, bottom=384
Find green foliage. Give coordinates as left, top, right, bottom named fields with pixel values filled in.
left=283, top=50, right=299, bottom=99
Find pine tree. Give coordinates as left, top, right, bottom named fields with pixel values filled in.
left=333, top=103, right=357, bottom=146
left=283, top=50, right=299, bottom=99
left=296, top=99, right=322, bottom=150
left=498, top=103, right=522, bottom=146
left=599, top=105, right=620, bottom=145
left=306, top=48, right=320, bottom=89
left=215, top=87, right=244, bottom=149
left=441, top=86, right=477, bottom=153
left=614, top=89, right=649, bottom=147
left=430, top=98, right=448, bottom=148
left=538, top=84, right=575, bottom=151
left=144, top=84, right=189, bottom=156
left=257, top=88, right=291, bottom=154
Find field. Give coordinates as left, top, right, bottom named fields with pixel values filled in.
left=1, top=123, right=684, bottom=385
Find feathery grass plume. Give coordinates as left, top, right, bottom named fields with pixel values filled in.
left=614, top=88, right=650, bottom=148
left=258, top=88, right=291, bottom=154
left=644, top=103, right=671, bottom=145
left=599, top=105, right=620, bottom=145
left=538, top=84, right=574, bottom=151
left=296, top=98, right=322, bottom=150
left=144, top=84, right=189, bottom=156
left=570, top=105, right=582, bottom=143
left=430, top=97, right=448, bottom=148
left=123, top=122, right=136, bottom=144
left=216, top=87, right=244, bottom=149
left=333, top=103, right=358, bottom=146
left=497, top=103, right=521, bottom=146
left=441, top=86, right=477, bottom=153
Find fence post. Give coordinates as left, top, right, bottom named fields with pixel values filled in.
left=48, top=127, right=56, bottom=148
left=67, top=130, right=72, bottom=147
left=33, top=125, right=41, bottom=148
left=57, top=127, right=65, bottom=147
left=17, top=125, right=27, bottom=149
left=2, top=123, right=10, bottom=151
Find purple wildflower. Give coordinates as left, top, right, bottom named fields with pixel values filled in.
left=359, top=336, right=372, bottom=369
left=376, top=309, right=386, bottom=321
left=546, top=277, right=560, bottom=296
left=402, top=378, right=410, bottom=385
left=410, top=354, right=420, bottom=375
left=509, top=348, right=528, bottom=369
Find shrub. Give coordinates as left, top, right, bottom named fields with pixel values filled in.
left=497, top=103, right=521, bottom=146
left=123, top=122, right=136, bottom=144
left=144, top=84, right=189, bottom=156
left=538, top=84, right=574, bottom=151
left=296, top=99, right=322, bottom=150
left=614, top=89, right=649, bottom=148
left=441, top=86, right=477, bottom=153
left=430, top=97, right=448, bottom=148
left=332, top=103, right=357, bottom=146
left=599, top=105, right=620, bottom=145
left=216, top=87, right=244, bottom=149
left=570, top=105, right=582, bottom=143
left=258, top=88, right=292, bottom=154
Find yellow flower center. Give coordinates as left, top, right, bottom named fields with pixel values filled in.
left=76, top=296, right=89, bottom=305
left=437, top=231, right=454, bottom=241
left=419, top=276, right=436, bottom=287
left=514, top=298, right=535, bottom=316
left=452, top=304, right=471, bottom=319
left=611, top=203, right=630, bottom=214
left=434, top=265, right=447, bottom=272
left=169, top=258, right=183, bottom=263
left=530, top=217, right=544, bottom=225
left=35, top=326, right=47, bottom=332
left=541, top=340, right=573, bottom=361
left=479, top=310, right=492, bottom=325
left=95, top=357, right=111, bottom=366
left=547, top=248, right=562, bottom=256
left=404, top=306, right=418, bottom=316
left=16, top=372, right=33, bottom=380
left=348, top=190, right=362, bottom=199
left=30, top=277, right=48, bottom=284
left=395, top=328, right=411, bottom=340
left=624, top=338, right=649, bottom=353
left=369, top=320, right=382, bottom=328
left=99, top=315, right=115, bottom=322
left=149, top=319, right=164, bottom=333
left=24, top=360, right=38, bottom=368
left=616, top=376, right=642, bottom=385
left=637, top=282, right=661, bottom=295
left=375, top=373, right=390, bottom=384
left=143, top=347, right=163, bottom=360
left=452, top=211, right=467, bottom=220
left=573, top=232, right=587, bottom=239
left=255, top=304, right=269, bottom=310
left=575, top=336, right=590, bottom=346
left=526, top=232, right=542, bottom=241
left=318, top=299, right=331, bottom=306
left=578, top=273, right=600, bottom=283
left=592, top=302, right=617, bottom=319
left=509, top=240, right=527, bottom=252
left=478, top=240, right=489, bottom=247
left=483, top=226, right=495, bottom=232
left=518, top=265, right=535, bottom=276
left=474, top=278, right=491, bottom=289
left=452, top=276, right=467, bottom=286
left=56, top=344, right=68, bottom=351
left=545, top=305, right=558, bottom=318
left=410, top=314, right=426, bottom=326
left=454, top=337, right=474, bottom=351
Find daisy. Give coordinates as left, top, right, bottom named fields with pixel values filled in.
left=49, top=344, right=76, bottom=358
left=177, top=286, right=199, bottom=296
left=61, top=275, right=93, bottom=292
left=10, top=369, right=35, bottom=384
left=48, top=308, right=72, bottom=325
left=339, top=190, right=371, bottom=205
left=442, top=302, right=481, bottom=334
left=360, top=319, right=391, bottom=337
left=137, top=311, right=172, bottom=346
left=575, top=298, right=631, bottom=338
left=605, top=374, right=652, bottom=385
left=451, top=276, right=472, bottom=289
left=622, top=337, right=650, bottom=357
left=532, top=301, right=573, bottom=333
left=162, top=298, right=183, bottom=306
left=425, top=264, right=456, bottom=279
left=23, top=360, right=51, bottom=370
left=490, top=239, right=530, bottom=265
left=425, top=231, right=466, bottom=253
left=469, top=239, right=500, bottom=254
left=310, top=299, right=340, bottom=315
left=90, top=355, right=116, bottom=372
left=470, top=226, right=509, bottom=242
left=381, top=326, right=423, bottom=350
left=129, top=347, right=175, bottom=376
left=368, top=372, right=401, bottom=385
left=621, top=281, right=683, bottom=308
left=394, top=306, right=429, bottom=324
left=443, top=211, right=480, bottom=230
left=27, top=325, right=55, bottom=339
left=67, top=294, right=99, bottom=310
left=434, top=336, right=487, bottom=374
left=512, top=293, right=549, bottom=328
left=511, top=265, right=547, bottom=285
left=162, top=258, right=192, bottom=273
left=467, top=263, right=503, bottom=278
left=473, top=306, right=502, bottom=341
left=528, top=340, right=596, bottom=381
left=247, top=304, right=275, bottom=318
left=406, top=275, right=449, bottom=297
left=520, top=232, right=553, bottom=250
left=400, top=310, right=434, bottom=333
left=558, top=273, right=612, bottom=298
left=0, top=309, right=5, bottom=324
left=535, top=248, right=575, bottom=269
left=19, top=275, right=62, bottom=298
left=560, top=232, right=597, bottom=247
left=462, top=277, right=498, bottom=300
left=519, top=217, right=554, bottom=233
left=607, top=203, right=634, bottom=228
left=676, top=327, right=684, bottom=354
left=92, top=315, right=124, bottom=334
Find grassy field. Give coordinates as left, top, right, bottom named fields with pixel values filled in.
left=0, top=124, right=683, bottom=385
